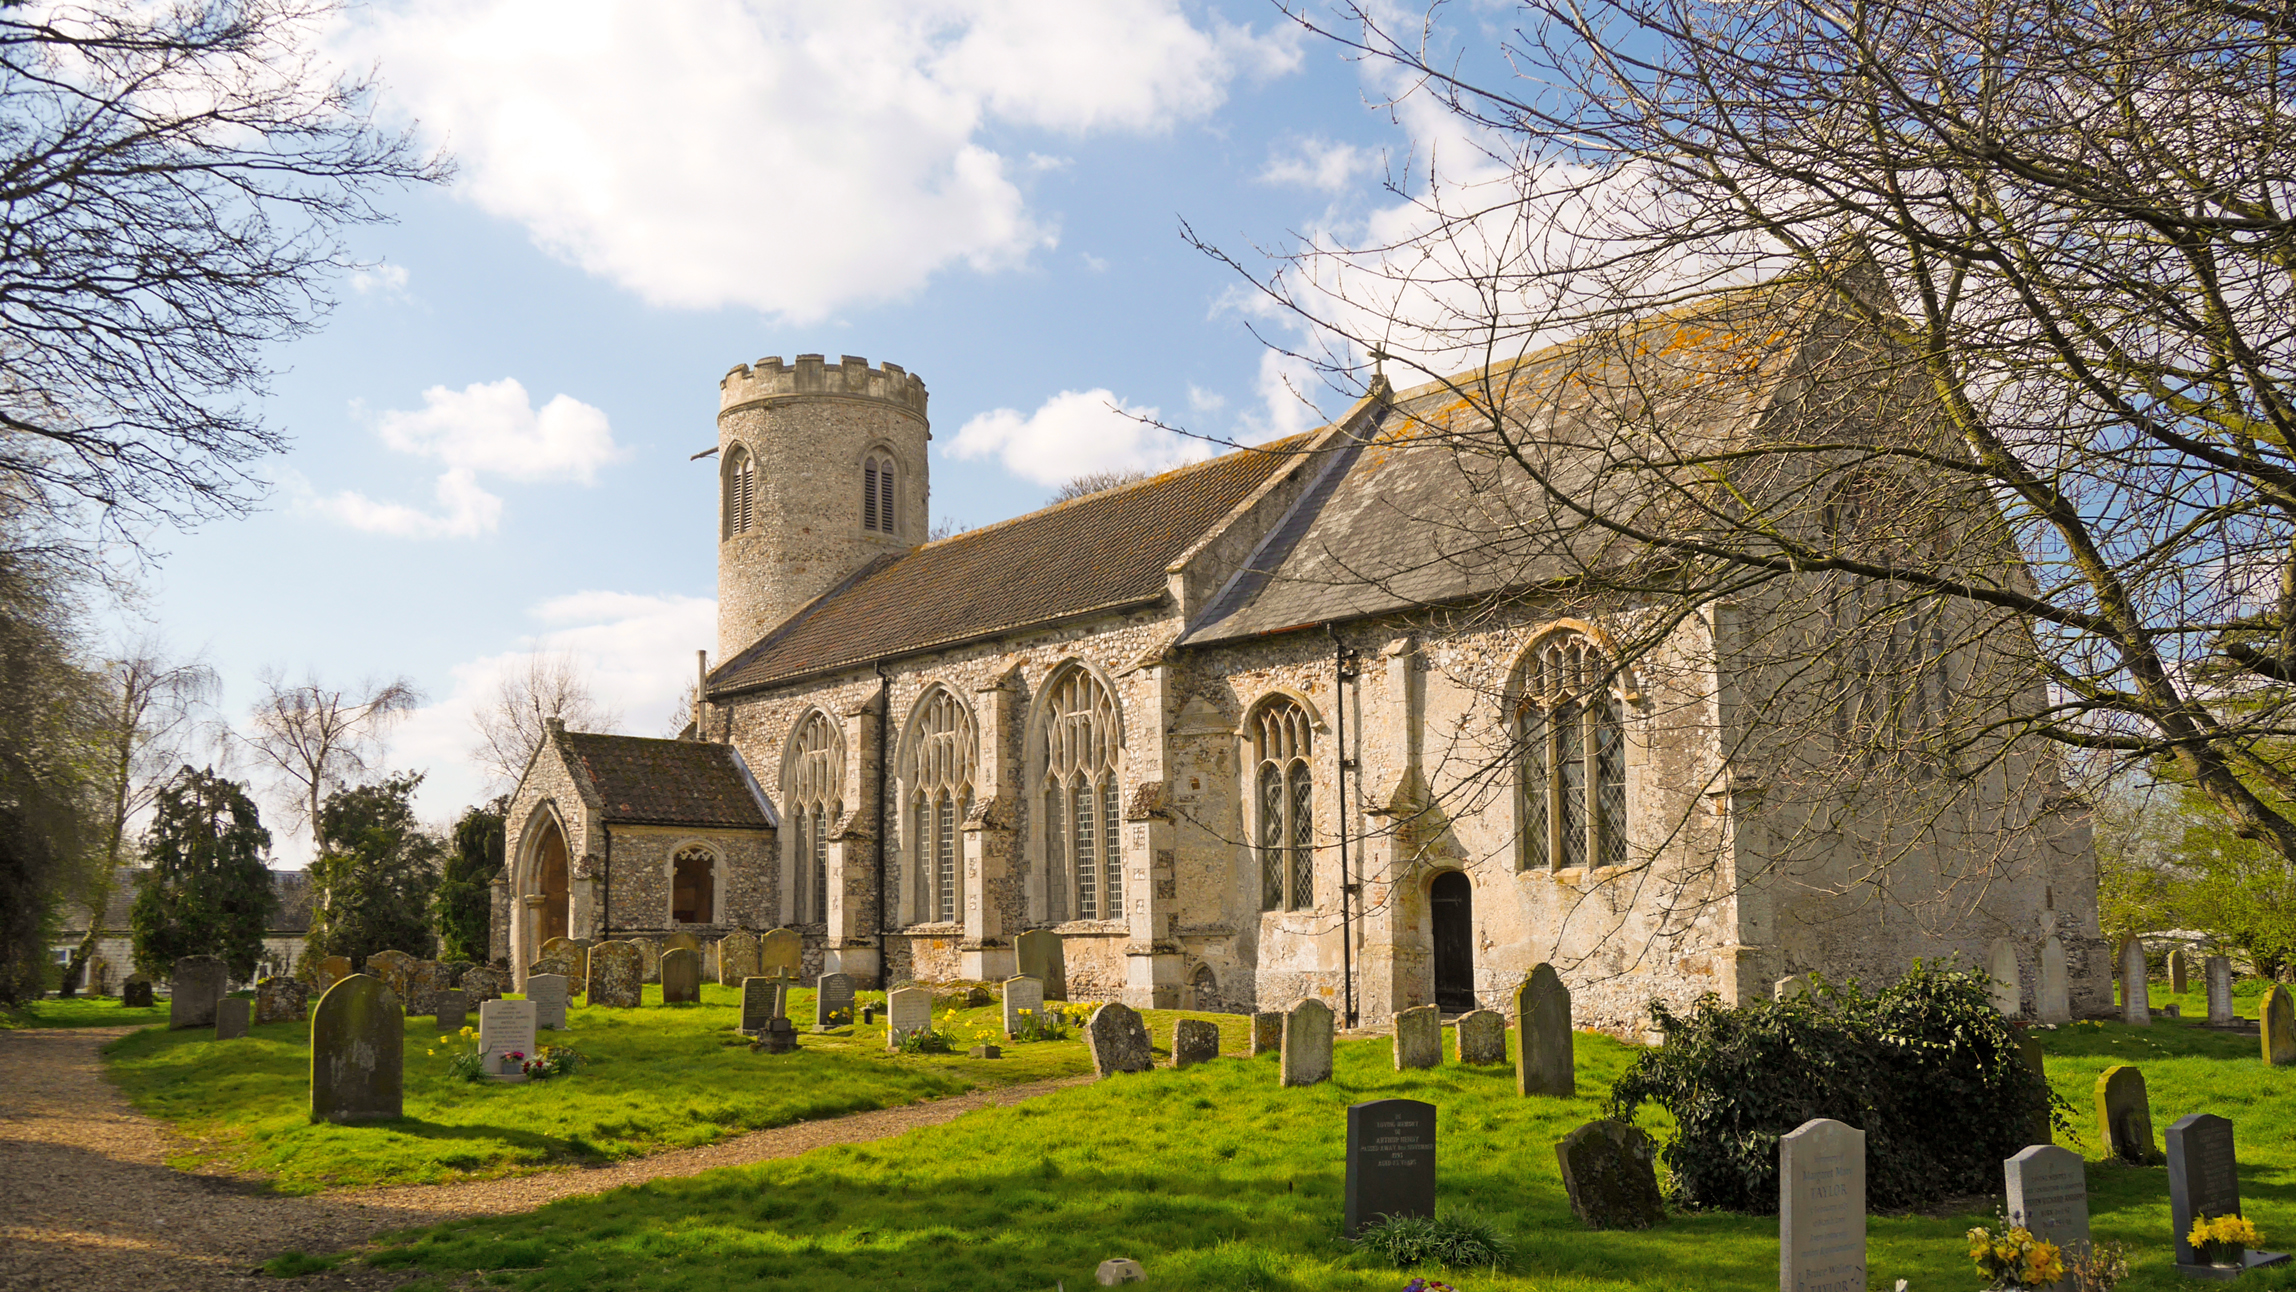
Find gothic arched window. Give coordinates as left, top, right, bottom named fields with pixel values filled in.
left=903, top=686, right=977, bottom=924
left=671, top=846, right=716, bottom=924
left=782, top=710, right=843, bottom=924
left=724, top=446, right=755, bottom=537
left=1249, top=696, right=1314, bottom=911
left=863, top=452, right=897, bottom=535
left=1038, top=665, right=1121, bottom=922
left=1516, top=633, right=1627, bottom=872
left=1824, top=478, right=1955, bottom=770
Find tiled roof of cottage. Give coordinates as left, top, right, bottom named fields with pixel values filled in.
left=561, top=731, right=776, bottom=829
left=709, top=437, right=1309, bottom=693
left=63, top=866, right=312, bottom=934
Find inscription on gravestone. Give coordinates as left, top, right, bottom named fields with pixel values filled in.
left=741, top=978, right=778, bottom=1035
left=1001, top=974, right=1043, bottom=1040
left=2161, top=1113, right=2287, bottom=1276
left=815, top=971, right=855, bottom=1030
left=2005, top=1144, right=2090, bottom=1283
left=2206, top=957, right=2236, bottom=1027
left=527, top=973, right=568, bottom=1029
left=479, top=997, right=538, bottom=1080
left=1344, top=1098, right=1437, bottom=1237
left=885, top=985, right=932, bottom=1049
left=1780, top=1118, right=1866, bottom=1292
left=436, top=989, right=467, bottom=1034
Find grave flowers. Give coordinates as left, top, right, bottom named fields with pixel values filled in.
left=1966, top=1217, right=2066, bottom=1290
left=2188, top=1215, right=2263, bottom=1268
left=1009, top=1004, right=1071, bottom=1042
left=433, top=1026, right=490, bottom=1082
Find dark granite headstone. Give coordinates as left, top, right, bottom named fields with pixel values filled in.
left=169, top=955, right=227, bottom=1029
left=741, top=977, right=780, bottom=1035
left=815, top=971, right=855, bottom=1030
left=122, top=978, right=153, bottom=1008
left=1345, top=1098, right=1437, bottom=1237
left=435, top=989, right=467, bottom=1034
left=1555, top=1120, right=1664, bottom=1230
left=213, top=996, right=250, bottom=1040
left=2166, top=1114, right=2289, bottom=1275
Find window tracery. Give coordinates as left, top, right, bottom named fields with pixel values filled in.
left=1517, top=633, right=1627, bottom=871
left=783, top=710, right=843, bottom=924
left=1037, top=666, right=1121, bottom=922
left=903, top=686, right=977, bottom=923
left=1249, top=696, right=1314, bottom=911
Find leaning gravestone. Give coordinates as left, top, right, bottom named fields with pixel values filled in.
left=1250, top=1011, right=1282, bottom=1056
left=170, top=955, right=227, bottom=1030
left=540, top=936, right=589, bottom=989
left=2095, top=1065, right=2160, bottom=1164
left=122, top=978, right=154, bottom=1008
left=1780, top=1118, right=1866, bottom=1292
left=660, top=948, right=702, bottom=1004
left=2170, top=948, right=2190, bottom=995
left=1087, top=1002, right=1154, bottom=1076
left=1002, top=974, right=1044, bottom=1039
left=885, top=984, right=932, bottom=1049
left=2039, top=936, right=2072, bottom=1024
left=2119, top=935, right=2151, bottom=1026
left=460, top=965, right=509, bottom=1005
left=1281, top=998, right=1334, bottom=1088
left=1455, top=1009, right=1506, bottom=1065
left=436, top=989, right=467, bottom=1034
left=1556, top=1119, right=1665, bottom=1230
left=1516, top=962, right=1575, bottom=1096
left=313, top=955, right=353, bottom=993
left=717, top=930, right=762, bottom=986
left=1344, top=1098, right=1436, bottom=1238
left=2263, top=985, right=2296, bottom=1066
left=815, top=972, right=856, bottom=1030
left=2005, top=1144, right=2090, bottom=1278
left=255, top=976, right=309, bottom=1025
left=586, top=941, right=642, bottom=1008
left=1393, top=1004, right=1441, bottom=1071
left=527, top=973, right=569, bottom=1030
left=214, top=997, right=250, bottom=1040
left=1015, top=928, right=1067, bottom=1000
left=310, top=974, right=403, bottom=1123
left=2207, top=956, right=2237, bottom=1026
left=2165, top=1113, right=2290, bottom=1275
left=479, top=996, right=537, bottom=1082
left=1172, top=1018, right=1219, bottom=1068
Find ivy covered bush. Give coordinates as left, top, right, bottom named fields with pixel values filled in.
left=1607, top=961, right=2062, bottom=1212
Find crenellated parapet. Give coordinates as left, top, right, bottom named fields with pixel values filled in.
left=719, top=353, right=928, bottom=420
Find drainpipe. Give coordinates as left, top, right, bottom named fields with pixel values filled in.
left=874, top=658, right=891, bottom=978
left=601, top=825, right=612, bottom=937
left=1328, top=623, right=1361, bottom=1028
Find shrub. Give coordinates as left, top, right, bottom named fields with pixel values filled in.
left=1606, top=960, right=2064, bottom=1212
left=1353, top=1207, right=1515, bottom=1271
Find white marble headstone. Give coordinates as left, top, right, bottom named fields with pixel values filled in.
left=479, top=998, right=537, bottom=1080
left=2006, top=1143, right=2090, bottom=1287
left=885, top=985, right=933, bottom=1049
left=1780, top=1118, right=1866, bottom=1292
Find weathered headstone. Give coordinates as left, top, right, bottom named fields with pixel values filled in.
left=634, top=936, right=662, bottom=983
left=2015, top=1031, right=2053, bottom=1147
left=2005, top=1144, right=2090, bottom=1280
left=1250, top=1010, right=1282, bottom=1056
left=758, top=927, right=801, bottom=980
left=460, top=965, right=509, bottom=1005
left=2164, top=1113, right=2289, bottom=1274
left=438, top=959, right=474, bottom=988
left=1001, top=974, right=1044, bottom=1039
left=1281, top=997, right=1334, bottom=1088
left=885, top=984, right=932, bottom=1049
left=741, top=978, right=781, bottom=1035
left=1015, top=928, right=1067, bottom=1000
left=1393, top=1004, right=1441, bottom=1071
left=717, top=930, right=762, bottom=986
left=1344, top=1098, right=1436, bottom=1237
left=1455, top=1008, right=1506, bottom=1064
left=436, top=989, right=467, bottom=1034
left=214, top=996, right=250, bottom=1040
left=2094, top=1065, right=2160, bottom=1164
left=479, top=996, right=537, bottom=1080
left=313, top=955, right=353, bottom=993
left=401, top=959, right=449, bottom=1015
left=2169, top=948, right=2190, bottom=995
left=1780, top=1118, right=1866, bottom=1292
left=815, top=971, right=856, bottom=1030
left=527, top=973, right=569, bottom=1030
left=365, top=950, right=418, bottom=1008
left=122, top=977, right=154, bottom=1008
left=1989, top=939, right=2023, bottom=1016
left=540, top=936, right=589, bottom=989
left=2207, top=955, right=2236, bottom=1026
left=1087, top=1001, right=1154, bottom=1076
left=255, top=976, right=309, bottom=1025
left=662, top=930, right=700, bottom=954
left=1172, top=1018, right=1219, bottom=1068
left=2263, top=984, right=2296, bottom=1066
left=751, top=1015, right=798, bottom=1054
left=310, top=974, right=403, bottom=1122
left=1775, top=973, right=1811, bottom=1001
left=169, top=955, right=227, bottom=1029
left=586, top=941, right=642, bottom=1008
left=2039, top=936, right=2072, bottom=1024
left=661, top=948, right=702, bottom=1004
left=2118, top=935, right=2151, bottom=1026
left=1555, top=1120, right=1665, bottom=1230
left=1516, top=962, right=1574, bottom=1096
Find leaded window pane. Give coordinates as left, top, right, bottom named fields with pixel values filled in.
left=1287, top=759, right=1313, bottom=910
left=1520, top=707, right=1550, bottom=871
left=1044, top=784, right=1068, bottom=923
left=1039, top=667, right=1120, bottom=923
left=1100, top=776, right=1121, bottom=917
left=1596, top=694, right=1627, bottom=868
left=813, top=807, right=831, bottom=923
left=1071, top=778, right=1096, bottom=920
left=1258, top=763, right=1283, bottom=911
left=934, top=792, right=956, bottom=921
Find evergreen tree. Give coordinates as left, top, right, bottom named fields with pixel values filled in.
left=306, top=772, right=441, bottom=966
left=433, top=797, right=504, bottom=963
left=0, top=544, right=104, bottom=1006
left=129, top=768, right=274, bottom=981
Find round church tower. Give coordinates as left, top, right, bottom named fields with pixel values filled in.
left=715, top=354, right=929, bottom=661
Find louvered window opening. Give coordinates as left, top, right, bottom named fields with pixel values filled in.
left=1040, top=667, right=1121, bottom=921
left=784, top=710, right=843, bottom=925
left=1518, top=635, right=1627, bottom=872
left=903, top=686, right=978, bottom=924
left=1251, top=697, right=1314, bottom=911
left=863, top=454, right=897, bottom=534
left=725, top=448, right=756, bottom=536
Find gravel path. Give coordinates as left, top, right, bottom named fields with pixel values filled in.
left=0, top=1025, right=1094, bottom=1290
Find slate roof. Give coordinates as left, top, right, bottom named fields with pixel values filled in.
left=561, top=731, right=776, bottom=829
left=62, top=866, right=311, bottom=934
left=709, top=438, right=1310, bottom=693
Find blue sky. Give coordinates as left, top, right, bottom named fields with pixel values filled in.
left=113, top=0, right=1511, bottom=861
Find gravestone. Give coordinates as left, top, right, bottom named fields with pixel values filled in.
left=2165, top=1113, right=2290, bottom=1275
left=758, top=927, right=801, bottom=980
left=479, top=996, right=538, bottom=1081
left=1455, top=1009, right=1506, bottom=1065
left=122, top=978, right=153, bottom=1008
left=1516, top=962, right=1575, bottom=1096
left=1172, top=1017, right=1219, bottom=1068
left=1015, top=928, right=1067, bottom=1000
left=662, top=930, right=700, bottom=954
left=1780, top=1118, right=1866, bottom=1292
left=314, top=955, right=353, bottom=993
left=816, top=972, right=856, bottom=1030
left=169, top=955, right=227, bottom=1029
left=460, top=965, right=509, bottom=1005
left=1555, top=1119, right=1665, bottom=1230
left=586, top=941, right=642, bottom=1008
left=634, top=936, right=662, bottom=983
left=1393, top=1004, right=1441, bottom=1071
left=436, top=989, right=467, bottom=1034
left=365, top=950, right=418, bottom=1009
left=438, top=959, right=473, bottom=988
left=1281, top=997, right=1334, bottom=1087
left=2119, top=935, right=2151, bottom=1026
left=2094, top=1065, right=2160, bottom=1164
left=1989, top=939, right=2023, bottom=1016
left=661, top=948, right=702, bottom=1004
left=885, top=984, right=932, bottom=1049
left=2263, top=985, right=2296, bottom=1066
left=540, top=936, right=589, bottom=988
left=402, top=959, right=449, bottom=1015
left=2170, top=948, right=2190, bottom=995
left=1001, top=974, right=1044, bottom=1039
left=2015, top=1032, right=2053, bottom=1147
left=214, top=996, right=250, bottom=1040
left=752, top=1015, right=798, bottom=1055
left=2039, top=936, right=2072, bottom=1024
left=1344, top=1098, right=1436, bottom=1237
left=741, top=978, right=782, bottom=1035
left=717, top=930, right=762, bottom=986
left=255, top=976, right=309, bottom=1025
left=1250, top=1011, right=1282, bottom=1056
left=1775, top=973, right=1811, bottom=1001
left=2005, top=1144, right=2090, bottom=1279
left=310, top=974, right=403, bottom=1123
left=527, top=973, right=569, bottom=1030
left=1087, top=1001, right=1154, bottom=1076
left=2207, top=956, right=2236, bottom=1026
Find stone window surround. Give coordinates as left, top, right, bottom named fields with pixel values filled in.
left=665, top=841, right=726, bottom=927
left=1510, top=620, right=1639, bottom=875
left=780, top=707, right=845, bottom=927
left=897, top=682, right=978, bottom=927
left=1026, top=659, right=1127, bottom=925
left=1239, top=688, right=1328, bottom=915
left=721, top=442, right=757, bottom=538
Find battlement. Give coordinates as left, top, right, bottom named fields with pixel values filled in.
left=718, top=353, right=928, bottom=419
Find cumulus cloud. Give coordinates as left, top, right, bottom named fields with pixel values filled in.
left=350, top=263, right=410, bottom=294
left=320, top=466, right=502, bottom=539
left=1261, top=136, right=1375, bottom=192
left=339, top=0, right=1301, bottom=322
left=948, top=388, right=1211, bottom=485
left=375, top=378, right=623, bottom=484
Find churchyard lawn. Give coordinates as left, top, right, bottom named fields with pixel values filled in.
left=324, top=1011, right=2296, bottom=1292
left=104, top=984, right=1251, bottom=1192
left=3, top=994, right=171, bottom=1028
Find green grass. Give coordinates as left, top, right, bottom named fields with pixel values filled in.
left=2129, top=974, right=2276, bottom=1024
left=337, top=1013, right=2296, bottom=1292
left=2, top=994, right=169, bottom=1029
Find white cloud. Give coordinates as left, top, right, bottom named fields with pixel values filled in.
left=350, top=263, right=410, bottom=294
left=1261, top=137, right=1375, bottom=192
left=1236, top=350, right=1324, bottom=443
left=324, top=466, right=503, bottom=539
left=948, top=388, right=1210, bottom=485
left=1188, top=384, right=1227, bottom=415
left=340, top=0, right=1301, bottom=321
left=375, top=378, right=622, bottom=484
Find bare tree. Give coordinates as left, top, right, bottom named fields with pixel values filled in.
left=234, top=670, right=420, bottom=840
left=471, top=651, right=619, bottom=792
left=1047, top=468, right=1158, bottom=505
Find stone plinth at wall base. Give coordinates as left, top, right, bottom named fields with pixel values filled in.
left=960, top=947, right=1014, bottom=982
left=2178, top=1252, right=2291, bottom=1281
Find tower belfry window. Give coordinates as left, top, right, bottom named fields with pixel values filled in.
left=863, top=453, right=896, bottom=534
left=724, top=447, right=755, bottom=537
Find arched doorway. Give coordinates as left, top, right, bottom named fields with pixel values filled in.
left=537, top=820, right=570, bottom=945
left=1430, top=871, right=1474, bottom=1012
